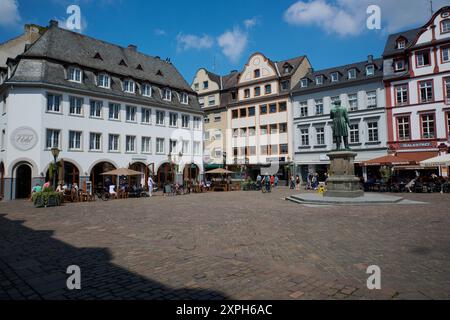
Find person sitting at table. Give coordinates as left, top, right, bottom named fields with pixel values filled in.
left=56, top=183, right=64, bottom=194
left=43, top=180, right=51, bottom=190
left=405, top=178, right=416, bottom=193
left=109, top=184, right=117, bottom=198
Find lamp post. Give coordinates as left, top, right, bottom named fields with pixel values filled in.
left=51, top=147, right=60, bottom=191
left=222, top=152, right=227, bottom=169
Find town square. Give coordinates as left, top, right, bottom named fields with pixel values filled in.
left=0, top=0, right=450, bottom=305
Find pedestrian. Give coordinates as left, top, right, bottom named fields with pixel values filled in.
left=405, top=178, right=416, bottom=193
left=257, top=174, right=262, bottom=190
left=270, top=175, right=275, bottom=188
left=295, top=175, right=301, bottom=191
left=274, top=175, right=279, bottom=188
left=147, top=175, right=154, bottom=197
left=290, top=175, right=295, bottom=189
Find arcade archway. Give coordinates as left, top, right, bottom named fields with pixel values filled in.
left=129, top=162, right=148, bottom=187
left=45, top=160, right=80, bottom=188
left=15, top=163, right=32, bottom=199
left=183, top=163, right=200, bottom=182
left=157, top=163, right=174, bottom=187
left=90, top=162, right=117, bottom=190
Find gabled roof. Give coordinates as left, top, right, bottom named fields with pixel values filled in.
left=22, top=23, right=193, bottom=92
left=382, top=28, right=422, bottom=57
left=292, top=57, right=383, bottom=93
left=276, top=55, right=306, bottom=77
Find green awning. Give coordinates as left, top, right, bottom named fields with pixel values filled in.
left=204, top=164, right=223, bottom=170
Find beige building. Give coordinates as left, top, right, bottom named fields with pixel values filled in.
left=193, top=52, right=311, bottom=182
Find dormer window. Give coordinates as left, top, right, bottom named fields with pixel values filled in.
left=142, top=83, right=152, bottom=97
left=283, top=64, right=292, bottom=74
left=441, top=19, right=450, bottom=33
left=119, top=59, right=128, bottom=67
left=331, top=72, right=339, bottom=82
left=315, top=76, right=323, bottom=85
left=68, top=67, right=82, bottom=83
left=94, top=52, right=103, bottom=60
left=254, top=69, right=261, bottom=78
left=180, top=92, right=189, bottom=104
left=163, top=88, right=172, bottom=101
left=397, top=39, right=406, bottom=49
left=348, top=68, right=356, bottom=80
left=98, top=73, right=110, bottom=88
left=366, top=65, right=375, bottom=76
left=301, top=78, right=308, bottom=88
left=136, top=64, right=144, bottom=71
left=123, top=79, right=135, bottom=93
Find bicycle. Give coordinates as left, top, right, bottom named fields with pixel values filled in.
left=95, top=187, right=110, bottom=201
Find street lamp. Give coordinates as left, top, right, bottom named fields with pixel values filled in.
left=51, top=147, right=60, bottom=190
left=222, top=152, right=227, bottom=169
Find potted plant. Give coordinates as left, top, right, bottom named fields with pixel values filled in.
left=32, top=188, right=63, bottom=208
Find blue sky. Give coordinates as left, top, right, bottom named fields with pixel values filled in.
left=1, top=0, right=448, bottom=83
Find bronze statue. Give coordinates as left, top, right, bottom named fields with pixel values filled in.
left=330, top=100, right=350, bottom=150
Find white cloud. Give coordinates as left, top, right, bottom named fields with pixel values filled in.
left=176, top=33, right=214, bottom=51
left=284, top=0, right=450, bottom=37
left=154, top=29, right=167, bottom=36
left=244, top=16, right=260, bottom=29
left=0, top=0, right=21, bottom=28
left=217, top=27, right=248, bottom=63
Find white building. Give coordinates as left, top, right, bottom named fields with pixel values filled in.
left=0, top=21, right=203, bottom=200
left=292, top=56, right=387, bottom=181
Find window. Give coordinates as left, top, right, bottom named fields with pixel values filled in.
left=300, top=128, right=309, bottom=146
left=90, top=100, right=102, bottom=118
left=349, top=124, right=359, bottom=143
left=366, top=65, right=375, bottom=76
left=125, top=136, right=136, bottom=152
left=445, top=78, right=450, bottom=104
left=442, top=47, right=450, bottom=63
left=260, top=105, right=267, bottom=115
left=397, top=117, right=410, bottom=141
left=254, top=69, right=260, bottom=78
left=315, top=76, right=323, bottom=85
left=108, top=134, right=120, bottom=152
left=331, top=72, right=339, bottom=82
left=214, top=113, right=221, bottom=122
left=233, top=147, right=239, bottom=157
left=301, top=78, right=308, bottom=88
left=89, top=133, right=101, bottom=151
left=204, top=131, right=210, bottom=141
left=68, top=67, right=82, bottom=83
left=248, top=146, right=256, bottom=156
left=142, top=137, right=151, bottom=154
left=240, top=128, right=247, bottom=137
left=348, top=94, right=358, bottom=111
left=281, top=80, right=290, bottom=90
left=69, top=131, right=82, bottom=150
left=395, top=84, right=408, bottom=105
left=169, top=139, right=177, bottom=153
left=156, top=110, right=165, bottom=125
left=142, top=84, right=152, bottom=97
left=416, top=50, right=431, bottom=67
left=279, top=102, right=287, bottom=112
left=244, top=89, right=250, bottom=98
left=231, top=91, right=237, bottom=100
left=269, top=103, right=277, bottom=114
left=208, top=95, right=216, bottom=106
left=169, top=112, right=178, bottom=127
left=156, top=138, right=165, bottom=154
left=108, top=103, right=120, bottom=120
left=397, top=39, right=406, bottom=49
left=248, top=106, right=255, bottom=116
left=419, top=80, right=433, bottom=102
left=203, top=81, right=209, bottom=89
left=232, top=110, right=239, bottom=119
left=265, top=84, right=272, bottom=94
left=182, top=115, right=190, bottom=128
left=316, top=127, right=325, bottom=145
left=441, top=19, right=450, bottom=33
left=270, top=145, right=278, bottom=155
left=279, top=123, right=287, bottom=133
left=213, top=148, right=222, bottom=158
left=300, top=102, right=308, bottom=117
left=98, top=73, right=110, bottom=88
left=233, top=129, right=239, bottom=137
left=193, top=117, right=201, bottom=129
left=280, top=144, right=288, bottom=154
left=47, top=93, right=61, bottom=113
left=180, top=92, right=189, bottom=104
left=194, top=83, right=199, bottom=91
left=123, top=79, right=135, bottom=93
left=163, top=89, right=172, bottom=101
left=367, top=91, right=377, bottom=108
left=421, top=114, right=435, bottom=139
left=260, top=145, right=268, bottom=155
left=215, top=129, right=222, bottom=140
left=46, top=129, right=60, bottom=149
left=69, top=96, right=83, bottom=115
left=141, top=108, right=151, bottom=124
left=260, top=126, right=268, bottom=135
left=254, top=87, right=261, bottom=97
left=193, top=141, right=201, bottom=155
left=348, top=69, right=356, bottom=79
left=126, top=105, right=137, bottom=122
left=394, top=59, right=405, bottom=71
left=199, top=98, right=205, bottom=108
left=269, top=124, right=278, bottom=135
left=182, top=140, right=189, bottom=154
left=367, top=122, right=379, bottom=142
left=248, top=127, right=256, bottom=136
left=240, top=108, right=247, bottom=118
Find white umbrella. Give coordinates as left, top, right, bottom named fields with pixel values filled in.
left=420, top=154, right=450, bottom=167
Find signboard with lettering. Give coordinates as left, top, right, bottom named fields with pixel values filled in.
left=399, top=142, right=433, bottom=148
left=10, top=127, right=38, bottom=151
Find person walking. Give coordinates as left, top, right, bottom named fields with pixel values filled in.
left=147, top=175, right=155, bottom=197
left=290, top=175, right=295, bottom=189
left=295, top=175, right=301, bottom=191
left=257, top=174, right=262, bottom=190
left=274, top=175, right=279, bottom=188
left=270, top=175, right=275, bottom=188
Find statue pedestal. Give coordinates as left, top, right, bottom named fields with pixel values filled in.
left=324, top=150, right=364, bottom=198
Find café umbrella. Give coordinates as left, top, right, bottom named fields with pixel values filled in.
left=101, top=168, right=144, bottom=188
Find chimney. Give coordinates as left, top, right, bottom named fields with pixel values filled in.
left=368, top=55, right=373, bottom=63
left=127, top=44, right=137, bottom=52
left=49, top=20, right=59, bottom=28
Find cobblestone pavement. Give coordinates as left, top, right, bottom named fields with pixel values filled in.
left=0, top=188, right=449, bottom=300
